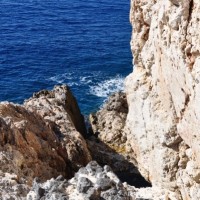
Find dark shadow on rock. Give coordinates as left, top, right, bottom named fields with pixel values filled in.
left=85, top=91, right=152, bottom=188
left=116, top=171, right=151, bottom=188
left=86, top=136, right=152, bottom=188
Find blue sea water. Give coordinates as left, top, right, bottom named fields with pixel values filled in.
left=0, top=0, right=132, bottom=115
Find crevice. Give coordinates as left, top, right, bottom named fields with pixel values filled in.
left=180, top=93, right=190, bottom=120
left=189, top=0, right=194, bottom=23
left=116, top=170, right=152, bottom=188
left=87, top=136, right=152, bottom=188
left=185, top=0, right=194, bottom=69
left=185, top=0, right=194, bottom=34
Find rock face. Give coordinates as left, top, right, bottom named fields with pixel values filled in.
left=0, top=85, right=91, bottom=198
left=89, top=92, right=128, bottom=155
left=24, top=85, right=91, bottom=172
left=88, top=93, right=132, bottom=175
left=88, top=92, right=151, bottom=188
left=24, top=85, right=87, bottom=138
left=126, top=0, right=200, bottom=199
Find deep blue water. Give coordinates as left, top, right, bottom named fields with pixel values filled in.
left=0, top=0, right=132, bottom=114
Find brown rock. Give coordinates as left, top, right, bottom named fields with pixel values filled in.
left=25, top=85, right=87, bottom=137
left=0, top=85, right=91, bottom=193
left=0, top=103, right=68, bottom=185
left=24, top=85, right=91, bottom=172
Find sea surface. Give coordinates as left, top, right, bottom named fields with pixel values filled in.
left=0, top=0, right=132, bottom=115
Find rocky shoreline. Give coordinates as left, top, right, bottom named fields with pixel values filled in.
left=0, top=85, right=154, bottom=200
left=2, top=0, right=200, bottom=199
left=0, top=85, right=91, bottom=199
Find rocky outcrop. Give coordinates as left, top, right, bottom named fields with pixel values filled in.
left=126, top=0, right=200, bottom=199
left=27, top=161, right=131, bottom=200
left=88, top=93, right=132, bottom=174
left=88, top=92, right=151, bottom=189
left=27, top=161, right=174, bottom=200
left=89, top=92, right=128, bottom=155
left=0, top=103, right=69, bottom=184
left=24, top=85, right=87, bottom=138
left=0, top=85, right=91, bottom=198
left=24, top=85, right=91, bottom=171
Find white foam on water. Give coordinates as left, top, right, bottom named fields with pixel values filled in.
left=80, top=76, right=92, bottom=84
left=89, top=75, right=125, bottom=98
left=48, top=72, right=125, bottom=100
left=48, top=71, right=102, bottom=87
left=48, top=72, right=74, bottom=83
left=49, top=75, right=64, bottom=84
left=48, top=72, right=79, bottom=86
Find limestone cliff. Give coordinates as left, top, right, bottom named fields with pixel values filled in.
left=125, top=0, right=200, bottom=199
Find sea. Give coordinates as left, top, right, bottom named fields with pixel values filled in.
left=0, top=0, right=132, bottom=115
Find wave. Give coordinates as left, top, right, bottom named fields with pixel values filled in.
left=89, top=75, right=124, bottom=98
left=48, top=72, right=74, bottom=84
left=48, top=72, right=125, bottom=101
left=48, top=71, right=102, bottom=86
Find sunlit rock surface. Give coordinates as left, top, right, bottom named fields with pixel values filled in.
left=125, top=0, right=200, bottom=199
left=0, top=85, right=91, bottom=199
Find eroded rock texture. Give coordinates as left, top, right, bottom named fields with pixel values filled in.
left=126, top=0, right=200, bottom=199
left=88, top=93, right=134, bottom=172
left=27, top=161, right=131, bottom=200
left=24, top=85, right=91, bottom=172
left=0, top=85, right=91, bottom=199
left=88, top=92, right=154, bottom=190
left=0, top=164, right=30, bottom=199
left=89, top=92, right=128, bottom=155
left=27, top=161, right=173, bottom=200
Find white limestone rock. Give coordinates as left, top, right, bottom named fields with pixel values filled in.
left=126, top=0, right=200, bottom=199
